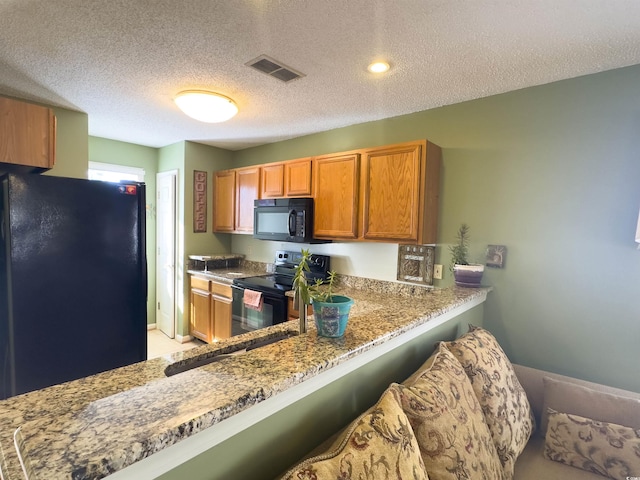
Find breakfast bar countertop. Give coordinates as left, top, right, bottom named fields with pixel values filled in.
left=0, top=279, right=490, bottom=480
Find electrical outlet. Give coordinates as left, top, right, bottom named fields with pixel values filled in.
left=433, top=264, right=443, bottom=280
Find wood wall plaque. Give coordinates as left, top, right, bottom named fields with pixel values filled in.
left=193, top=170, right=207, bottom=232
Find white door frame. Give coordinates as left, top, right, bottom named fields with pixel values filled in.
left=156, top=170, right=178, bottom=338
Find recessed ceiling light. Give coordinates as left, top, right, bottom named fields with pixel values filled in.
left=174, top=90, right=238, bottom=123
left=367, top=61, right=390, bottom=73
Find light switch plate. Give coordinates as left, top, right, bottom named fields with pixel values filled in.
left=433, top=264, right=443, bottom=280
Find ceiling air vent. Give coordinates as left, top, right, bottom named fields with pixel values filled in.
left=246, top=55, right=305, bottom=83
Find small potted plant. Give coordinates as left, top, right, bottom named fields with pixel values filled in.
left=293, top=249, right=354, bottom=337
left=449, top=223, right=484, bottom=287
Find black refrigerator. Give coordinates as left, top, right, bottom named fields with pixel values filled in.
left=0, top=172, right=147, bottom=399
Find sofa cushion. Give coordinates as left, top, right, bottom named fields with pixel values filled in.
left=514, top=435, right=609, bottom=480
left=544, top=409, right=640, bottom=479
left=444, top=325, right=535, bottom=477
left=541, top=376, right=640, bottom=435
left=279, top=384, right=429, bottom=480
left=395, top=343, right=505, bottom=480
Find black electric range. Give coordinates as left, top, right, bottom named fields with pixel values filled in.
left=233, top=250, right=331, bottom=295
left=230, top=251, right=330, bottom=336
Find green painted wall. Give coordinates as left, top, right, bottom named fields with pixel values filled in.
left=88, top=136, right=159, bottom=325
left=158, top=142, right=188, bottom=335
left=157, top=141, right=234, bottom=337
left=183, top=141, right=232, bottom=258
left=180, top=141, right=233, bottom=336
left=48, top=106, right=89, bottom=179
left=230, top=65, right=640, bottom=393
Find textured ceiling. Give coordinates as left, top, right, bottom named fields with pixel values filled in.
left=1, top=1, right=640, bottom=150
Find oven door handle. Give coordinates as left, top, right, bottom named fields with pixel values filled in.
left=232, top=284, right=287, bottom=302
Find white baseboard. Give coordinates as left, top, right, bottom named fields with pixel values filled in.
left=148, top=324, right=190, bottom=343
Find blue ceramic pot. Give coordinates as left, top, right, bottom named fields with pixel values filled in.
left=311, top=295, right=354, bottom=337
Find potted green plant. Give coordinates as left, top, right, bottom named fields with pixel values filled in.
left=449, top=223, right=484, bottom=287
left=293, top=249, right=354, bottom=337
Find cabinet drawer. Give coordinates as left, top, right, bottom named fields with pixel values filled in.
left=191, top=276, right=210, bottom=291
left=210, top=281, right=232, bottom=298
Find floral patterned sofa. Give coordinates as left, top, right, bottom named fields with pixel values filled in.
left=280, top=326, right=640, bottom=480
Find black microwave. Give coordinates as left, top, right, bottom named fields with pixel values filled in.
left=253, top=198, right=323, bottom=243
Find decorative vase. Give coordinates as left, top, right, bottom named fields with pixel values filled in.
left=453, top=264, right=485, bottom=287
left=311, top=295, right=354, bottom=337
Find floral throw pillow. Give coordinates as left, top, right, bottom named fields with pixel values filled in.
left=544, top=409, right=640, bottom=479
left=280, top=385, right=429, bottom=480
left=395, top=344, right=505, bottom=480
left=444, top=325, right=535, bottom=477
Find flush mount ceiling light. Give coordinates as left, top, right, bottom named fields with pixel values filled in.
left=174, top=90, right=238, bottom=123
left=367, top=61, right=390, bottom=73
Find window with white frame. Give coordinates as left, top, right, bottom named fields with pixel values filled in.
left=88, top=161, right=145, bottom=183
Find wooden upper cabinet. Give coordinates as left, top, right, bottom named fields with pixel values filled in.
left=0, top=97, right=56, bottom=170
left=313, top=153, right=360, bottom=239
left=361, top=143, right=422, bottom=242
left=235, top=166, right=260, bottom=233
left=260, top=163, right=284, bottom=198
left=284, top=158, right=312, bottom=197
left=361, top=141, right=441, bottom=244
left=261, top=158, right=312, bottom=198
left=214, top=170, right=236, bottom=232
left=214, top=139, right=440, bottom=242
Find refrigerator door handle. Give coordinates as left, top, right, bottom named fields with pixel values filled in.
left=0, top=442, right=6, bottom=480
left=13, top=427, right=34, bottom=480
left=1, top=214, right=4, bottom=241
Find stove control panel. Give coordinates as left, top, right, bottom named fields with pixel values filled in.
left=274, top=250, right=331, bottom=282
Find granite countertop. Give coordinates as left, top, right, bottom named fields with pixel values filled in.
left=187, top=254, right=244, bottom=262
left=187, top=258, right=270, bottom=284
left=187, top=266, right=268, bottom=284
left=0, top=278, right=490, bottom=480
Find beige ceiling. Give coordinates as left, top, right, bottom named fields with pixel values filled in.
left=1, top=1, right=639, bottom=150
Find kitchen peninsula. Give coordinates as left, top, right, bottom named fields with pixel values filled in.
left=0, top=275, right=490, bottom=480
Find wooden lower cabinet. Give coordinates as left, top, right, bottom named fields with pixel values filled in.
left=190, top=285, right=213, bottom=343
left=213, top=294, right=232, bottom=339
left=189, top=276, right=233, bottom=343
left=287, top=297, right=312, bottom=322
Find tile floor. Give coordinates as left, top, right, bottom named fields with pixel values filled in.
left=147, top=328, right=202, bottom=359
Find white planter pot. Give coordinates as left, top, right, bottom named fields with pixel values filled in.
left=453, top=264, right=485, bottom=287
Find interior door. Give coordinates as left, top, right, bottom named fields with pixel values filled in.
left=156, top=171, right=177, bottom=338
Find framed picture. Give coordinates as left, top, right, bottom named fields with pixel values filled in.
left=486, top=245, right=507, bottom=268
left=193, top=170, right=207, bottom=232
